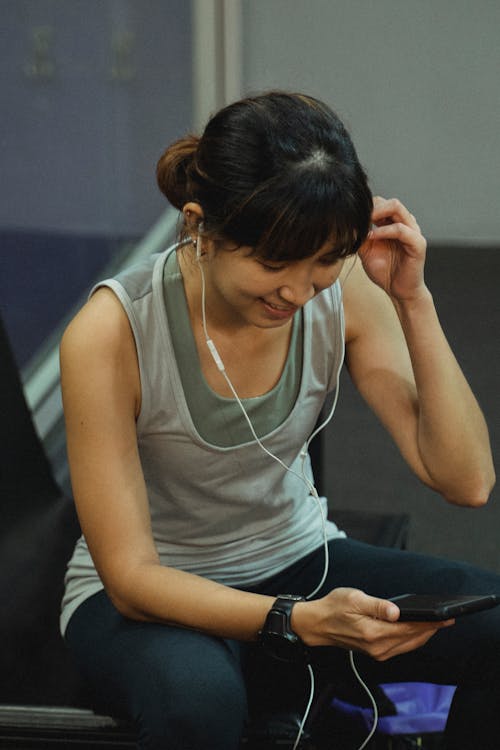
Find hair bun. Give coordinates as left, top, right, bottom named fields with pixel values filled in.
left=156, top=134, right=199, bottom=210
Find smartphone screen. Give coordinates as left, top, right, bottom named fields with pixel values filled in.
left=390, top=594, right=500, bottom=621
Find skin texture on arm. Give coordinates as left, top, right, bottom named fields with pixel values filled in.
left=342, top=198, right=495, bottom=506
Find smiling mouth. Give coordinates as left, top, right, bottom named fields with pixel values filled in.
left=262, top=300, right=297, bottom=312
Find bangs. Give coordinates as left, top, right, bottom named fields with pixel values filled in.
left=254, top=194, right=365, bottom=262
left=219, top=163, right=373, bottom=262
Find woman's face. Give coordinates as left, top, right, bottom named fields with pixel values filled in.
left=202, top=239, right=345, bottom=330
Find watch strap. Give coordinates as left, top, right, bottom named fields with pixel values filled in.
left=259, top=594, right=307, bottom=663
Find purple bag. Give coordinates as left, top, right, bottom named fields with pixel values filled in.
left=332, top=682, right=456, bottom=735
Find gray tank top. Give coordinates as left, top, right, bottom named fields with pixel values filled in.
left=162, top=246, right=303, bottom=445
left=60, top=244, right=346, bottom=634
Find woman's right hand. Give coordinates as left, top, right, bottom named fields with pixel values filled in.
left=292, top=587, right=453, bottom=661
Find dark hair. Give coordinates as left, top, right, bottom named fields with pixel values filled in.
left=156, top=92, right=372, bottom=261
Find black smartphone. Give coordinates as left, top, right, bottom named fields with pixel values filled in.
left=390, top=594, right=500, bottom=621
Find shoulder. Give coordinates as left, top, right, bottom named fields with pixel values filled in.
left=61, top=287, right=133, bottom=359
left=60, top=288, right=141, bottom=416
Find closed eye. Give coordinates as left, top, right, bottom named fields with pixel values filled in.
left=256, top=260, right=288, bottom=272
left=318, top=253, right=342, bottom=266
left=256, top=253, right=342, bottom=272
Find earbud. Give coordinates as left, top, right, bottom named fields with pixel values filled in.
left=195, top=221, right=204, bottom=261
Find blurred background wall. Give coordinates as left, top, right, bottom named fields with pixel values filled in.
left=241, top=0, right=500, bottom=244
left=0, top=0, right=191, bottom=369
left=1, top=0, right=498, bottom=570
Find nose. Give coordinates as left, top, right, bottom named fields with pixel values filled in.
left=278, top=264, right=318, bottom=307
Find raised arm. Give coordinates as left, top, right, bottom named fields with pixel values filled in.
left=342, top=197, right=495, bottom=506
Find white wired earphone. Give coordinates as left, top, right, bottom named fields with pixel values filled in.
left=195, top=226, right=378, bottom=750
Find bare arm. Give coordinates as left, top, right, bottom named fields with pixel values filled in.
left=60, top=288, right=275, bottom=639
left=60, top=286, right=448, bottom=659
left=342, top=198, right=495, bottom=506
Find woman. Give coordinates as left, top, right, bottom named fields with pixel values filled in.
left=60, top=92, right=497, bottom=750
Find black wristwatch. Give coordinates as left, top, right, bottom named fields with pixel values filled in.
left=259, top=594, right=308, bottom=663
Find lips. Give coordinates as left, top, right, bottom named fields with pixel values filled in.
left=260, top=298, right=297, bottom=319
left=263, top=300, right=296, bottom=312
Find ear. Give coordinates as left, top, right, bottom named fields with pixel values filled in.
left=182, top=202, right=204, bottom=241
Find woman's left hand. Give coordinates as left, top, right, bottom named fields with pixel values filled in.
left=358, top=196, right=427, bottom=302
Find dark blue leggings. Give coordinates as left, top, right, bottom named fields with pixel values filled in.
left=65, top=539, right=500, bottom=750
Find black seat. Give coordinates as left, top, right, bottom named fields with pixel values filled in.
left=0, top=314, right=137, bottom=747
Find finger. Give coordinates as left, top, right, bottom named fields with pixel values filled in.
left=367, top=222, right=426, bottom=253
left=369, top=619, right=446, bottom=659
left=373, top=598, right=401, bottom=622
left=350, top=591, right=401, bottom=622
left=374, top=629, right=438, bottom=661
left=372, top=197, right=419, bottom=231
left=378, top=618, right=455, bottom=660
left=409, top=213, right=421, bottom=233
left=372, top=196, right=410, bottom=221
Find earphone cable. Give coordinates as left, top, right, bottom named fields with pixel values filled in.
left=349, top=649, right=379, bottom=750
left=292, top=663, right=315, bottom=750
left=198, top=232, right=345, bottom=601
left=196, top=237, right=378, bottom=748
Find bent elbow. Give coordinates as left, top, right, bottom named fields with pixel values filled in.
left=444, top=471, right=496, bottom=508
left=459, top=493, right=489, bottom=509
left=472, top=467, right=496, bottom=506
left=103, top=558, right=162, bottom=623
left=107, top=589, right=149, bottom=622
